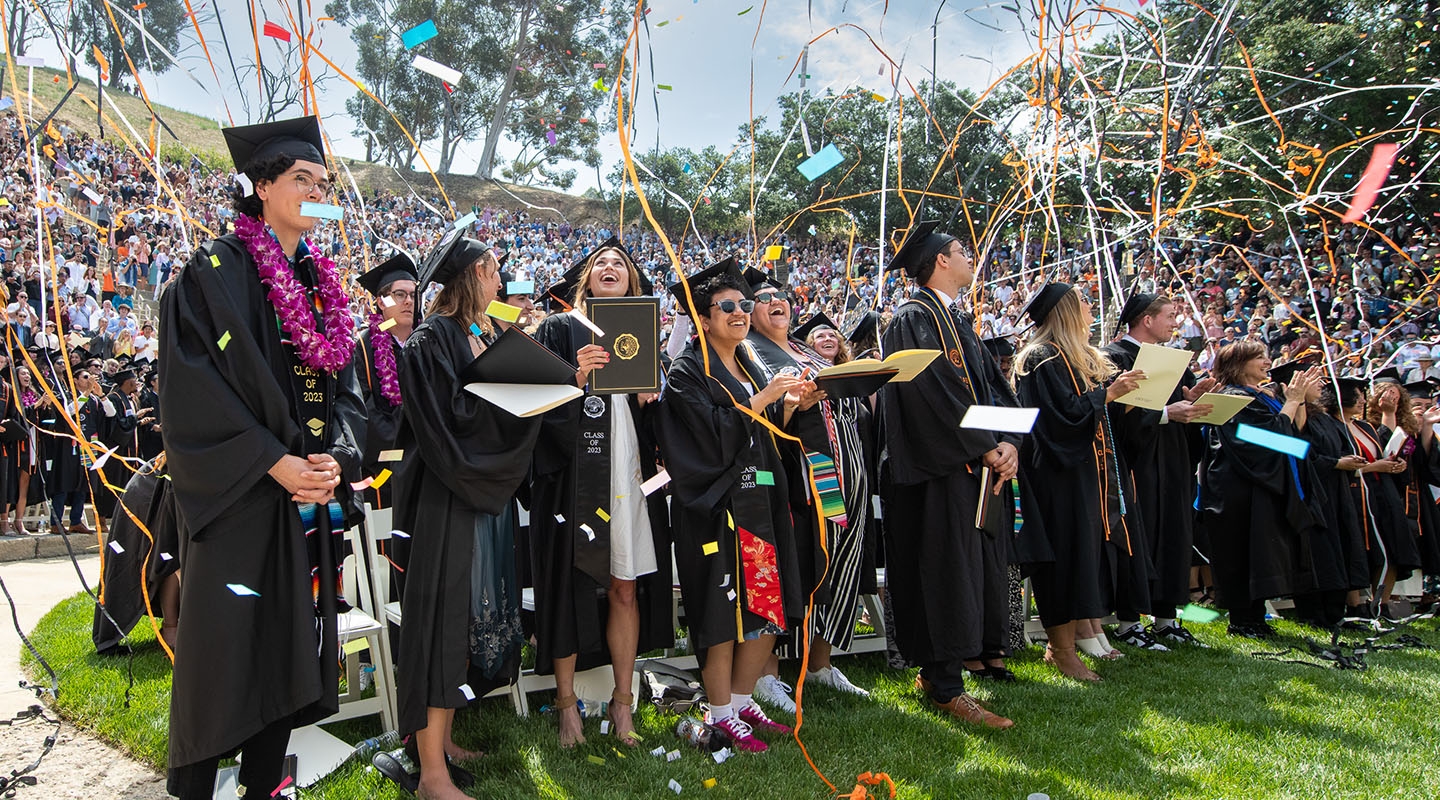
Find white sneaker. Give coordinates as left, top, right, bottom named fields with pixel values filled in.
left=752, top=674, right=796, bottom=714
left=808, top=665, right=870, bottom=697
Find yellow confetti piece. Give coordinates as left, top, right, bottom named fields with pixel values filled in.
left=217, top=331, right=231, bottom=350
left=485, top=300, right=521, bottom=323
left=586, top=755, right=606, bottom=765
left=378, top=317, right=397, bottom=331
left=342, top=638, right=369, bottom=655
left=764, top=245, right=783, bottom=261
left=371, top=468, right=393, bottom=489
left=596, top=507, right=611, bottom=522
left=871, top=92, right=886, bottom=102
left=378, top=449, right=404, bottom=462
left=726, top=511, right=734, bottom=530
left=702, top=541, right=719, bottom=555
left=209, top=253, right=220, bottom=267
left=703, top=778, right=717, bottom=789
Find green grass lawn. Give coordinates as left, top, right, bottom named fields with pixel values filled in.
left=22, top=592, right=1440, bottom=799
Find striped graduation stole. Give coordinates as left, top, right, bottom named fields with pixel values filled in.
left=805, top=451, right=847, bottom=525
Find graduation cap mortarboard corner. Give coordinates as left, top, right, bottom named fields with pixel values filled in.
left=221, top=116, right=325, bottom=176
left=792, top=312, right=839, bottom=343
left=884, top=220, right=956, bottom=278
left=1336, top=376, right=1370, bottom=396
left=1403, top=378, right=1435, bottom=397
left=665, top=257, right=751, bottom=316
left=112, top=368, right=136, bottom=385
left=1372, top=366, right=1403, bottom=385
left=1020, top=282, right=1073, bottom=325
left=982, top=335, right=1016, bottom=358
left=1267, top=359, right=1315, bottom=386
left=356, top=252, right=418, bottom=297
left=1117, top=291, right=1158, bottom=328
left=744, top=266, right=782, bottom=291
left=846, top=310, right=881, bottom=345
left=417, top=226, right=489, bottom=295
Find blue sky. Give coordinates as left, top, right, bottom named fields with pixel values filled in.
left=19, top=0, right=1078, bottom=191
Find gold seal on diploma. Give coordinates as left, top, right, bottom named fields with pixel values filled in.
left=615, top=332, right=641, bottom=361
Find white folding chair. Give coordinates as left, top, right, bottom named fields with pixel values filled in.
left=324, top=516, right=396, bottom=731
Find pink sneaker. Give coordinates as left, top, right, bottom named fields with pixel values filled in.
left=739, top=701, right=792, bottom=735
left=710, top=715, right=767, bottom=752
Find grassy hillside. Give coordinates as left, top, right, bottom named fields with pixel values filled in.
left=3, top=65, right=609, bottom=223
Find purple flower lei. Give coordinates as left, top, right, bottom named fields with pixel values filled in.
left=368, top=312, right=402, bottom=406
left=233, top=213, right=356, bottom=374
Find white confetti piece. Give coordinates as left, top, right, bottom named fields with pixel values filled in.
left=234, top=173, right=253, bottom=197
left=390, top=530, right=412, bottom=539
left=159, top=552, right=173, bottom=561
left=726, top=589, right=737, bottom=602
left=720, top=574, right=730, bottom=588
left=712, top=747, right=732, bottom=764
left=640, top=469, right=671, bottom=496
left=669, top=779, right=683, bottom=794
left=227, top=583, right=260, bottom=597
left=108, top=540, right=124, bottom=554
left=666, top=750, right=681, bottom=762
left=580, top=523, right=596, bottom=542
left=412, top=54, right=463, bottom=85
left=600, top=720, right=611, bottom=734
left=650, top=746, right=667, bottom=757
left=555, top=513, right=566, bottom=523
left=459, top=683, right=475, bottom=700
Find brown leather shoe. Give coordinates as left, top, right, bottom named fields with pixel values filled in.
left=68, top=524, right=92, bottom=535
left=933, top=693, right=1014, bottom=729
left=914, top=674, right=933, bottom=695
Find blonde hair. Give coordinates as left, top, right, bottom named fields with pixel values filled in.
left=1015, top=289, right=1111, bottom=388
left=427, top=251, right=497, bottom=336
left=571, top=246, right=643, bottom=316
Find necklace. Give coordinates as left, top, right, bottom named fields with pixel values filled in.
left=233, top=213, right=355, bottom=374
left=368, top=312, right=402, bottom=406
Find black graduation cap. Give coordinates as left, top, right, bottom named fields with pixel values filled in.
left=1020, top=282, right=1073, bottom=325
left=846, top=310, right=881, bottom=344
left=1372, top=366, right=1402, bottom=385
left=417, top=226, right=489, bottom=296
left=540, top=274, right=578, bottom=311
left=982, top=335, right=1016, bottom=358
left=355, top=252, right=418, bottom=297
left=551, top=236, right=654, bottom=301
left=1267, top=359, right=1314, bottom=386
left=884, top=220, right=956, bottom=277
left=1117, top=291, right=1158, bottom=328
left=221, top=115, right=325, bottom=176
left=666, top=257, right=750, bottom=316
left=744, top=266, right=781, bottom=291
left=111, top=368, right=136, bottom=385
left=1336, top=375, right=1370, bottom=397
left=1404, top=378, right=1435, bottom=398
left=792, top=312, right=838, bottom=343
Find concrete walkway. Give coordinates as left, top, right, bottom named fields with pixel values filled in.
left=0, top=553, right=167, bottom=798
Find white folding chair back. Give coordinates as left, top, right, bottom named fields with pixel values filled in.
left=322, top=513, right=397, bottom=731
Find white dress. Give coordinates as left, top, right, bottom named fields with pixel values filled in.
left=607, top=395, right=658, bottom=580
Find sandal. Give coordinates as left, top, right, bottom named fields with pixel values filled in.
left=609, top=690, right=640, bottom=746
left=555, top=693, right=586, bottom=748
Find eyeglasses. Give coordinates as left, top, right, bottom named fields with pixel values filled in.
left=385, top=290, right=414, bottom=302
left=710, top=299, right=756, bottom=314
left=287, top=172, right=332, bottom=196
left=753, top=290, right=788, bottom=304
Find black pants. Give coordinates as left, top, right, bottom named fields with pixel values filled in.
left=1228, top=598, right=1268, bottom=627
left=168, top=714, right=293, bottom=800
left=919, top=660, right=967, bottom=704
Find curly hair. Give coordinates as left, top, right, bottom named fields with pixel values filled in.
left=229, top=154, right=298, bottom=219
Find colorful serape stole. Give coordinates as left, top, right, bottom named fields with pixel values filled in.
left=806, top=451, right=848, bottom=525
left=300, top=500, right=350, bottom=613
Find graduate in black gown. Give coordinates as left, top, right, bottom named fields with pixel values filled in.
left=1296, top=375, right=1371, bottom=627
left=353, top=253, right=417, bottom=513
left=655, top=259, right=806, bottom=753
left=1365, top=378, right=1436, bottom=617
left=159, top=116, right=365, bottom=799
left=95, top=367, right=141, bottom=524
left=531, top=238, right=673, bottom=749
left=392, top=229, right=544, bottom=800
left=137, top=369, right=163, bottom=461
left=43, top=367, right=92, bottom=533
left=1197, top=342, right=1322, bottom=639
left=1101, top=293, right=1214, bottom=649
left=1014, top=283, right=1142, bottom=681
left=877, top=222, right=1018, bottom=727
left=1399, top=379, right=1440, bottom=605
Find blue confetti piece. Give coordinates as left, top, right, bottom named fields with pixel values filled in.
left=299, top=202, right=344, bottom=220
left=227, top=583, right=261, bottom=597
left=470, top=323, right=484, bottom=338
left=453, top=211, right=477, bottom=229
left=506, top=280, right=535, bottom=295
left=797, top=143, right=844, bottom=181
left=1235, top=423, right=1310, bottom=459
left=0, top=98, right=12, bottom=111
left=401, top=20, right=438, bottom=49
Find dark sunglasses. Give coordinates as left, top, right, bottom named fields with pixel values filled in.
left=711, top=299, right=756, bottom=314
left=753, top=290, right=788, bottom=304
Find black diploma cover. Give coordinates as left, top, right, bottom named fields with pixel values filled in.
left=587, top=296, right=661, bottom=395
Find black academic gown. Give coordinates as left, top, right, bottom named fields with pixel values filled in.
left=354, top=329, right=403, bottom=510
left=92, top=463, right=180, bottom=651
left=1016, top=344, right=1137, bottom=627
left=392, top=314, right=543, bottom=738
left=1197, top=386, right=1319, bottom=612
left=159, top=234, right=365, bottom=781
left=1300, top=413, right=1371, bottom=593
left=1102, top=338, right=1198, bottom=612
left=137, top=386, right=163, bottom=461
left=1351, top=419, right=1422, bottom=579
left=529, top=312, right=673, bottom=674
left=39, top=392, right=87, bottom=499
left=1378, top=425, right=1433, bottom=580
left=877, top=292, right=1017, bottom=663
left=655, top=340, right=802, bottom=652
left=96, top=389, right=139, bottom=517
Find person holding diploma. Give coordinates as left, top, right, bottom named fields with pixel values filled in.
left=877, top=221, right=1019, bottom=726
left=530, top=237, right=674, bottom=748
left=1198, top=342, right=1323, bottom=639
left=158, top=116, right=365, bottom=799
left=1014, top=283, right=1143, bottom=681
left=393, top=230, right=543, bottom=800
left=656, top=259, right=806, bottom=753
left=1102, top=293, right=1214, bottom=649
left=743, top=277, right=877, bottom=706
